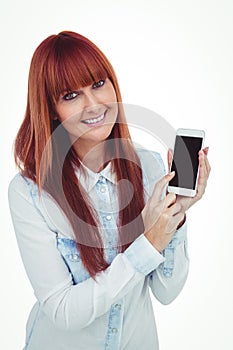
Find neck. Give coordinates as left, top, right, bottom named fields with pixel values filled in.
left=73, top=139, right=108, bottom=173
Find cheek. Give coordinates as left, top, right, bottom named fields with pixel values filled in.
left=55, top=109, right=81, bottom=135
left=110, top=88, right=117, bottom=102
left=104, top=82, right=117, bottom=103
left=112, top=104, right=118, bottom=119
left=56, top=105, right=68, bottom=123
left=57, top=106, right=82, bottom=124
left=106, top=89, right=118, bottom=115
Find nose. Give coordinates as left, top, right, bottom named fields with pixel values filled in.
left=83, top=91, right=102, bottom=115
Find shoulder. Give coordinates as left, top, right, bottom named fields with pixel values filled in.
left=8, top=173, right=75, bottom=238
left=8, top=173, right=37, bottom=203
left=8, top=174, right=43, bottom=215
left=134, top=147, right=166, bottom=174
left=134, top=147, right=166, bottom=197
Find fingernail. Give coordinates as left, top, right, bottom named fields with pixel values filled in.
left=170, top=171, right=175, bottom=176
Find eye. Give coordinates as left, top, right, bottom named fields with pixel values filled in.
left=92, top=80, right=105, bottom=89
left=62, top=91, right=79, bottom=101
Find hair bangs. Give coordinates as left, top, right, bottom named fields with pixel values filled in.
left=45, top=40, right=109, bottom=105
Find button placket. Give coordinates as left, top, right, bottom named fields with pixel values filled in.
left=97, top=178, right=110, bottom=202
left=104, top=300, right=124, bottom=350
left=111, top=328, right=118, bottom=334
left=100, top=186, right=106, bottom=193
left=94, top=176, right=119, bottom=262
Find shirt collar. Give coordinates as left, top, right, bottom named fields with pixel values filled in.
left=75, top=161, right=117, bottom=192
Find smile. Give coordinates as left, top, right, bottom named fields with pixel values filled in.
left=82, top=112, right=106, bottom=125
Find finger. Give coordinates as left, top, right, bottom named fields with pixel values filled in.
left=196, top=164, right=208, bottom=199
left=204, top=154, right=211, bottom=176
left=198, top=150, right=210, bottom=181
left=167, top=149, right=173, bottom=170
left=151, top=172, right=175, bottom=203
left=197, top=166, right=207, bottom=189
left=198, top=150, right=204, bottom=178
left=164, top=192, right=177, bottom=209
left=194, top=151, right=207, bottom=197
left=197, top=156, right=207, bottom=183
left=196, top=154, right=210, bottom=198
left=202, top=147, right=211, bottom=176
left=198, top=150, right=207, bottom=179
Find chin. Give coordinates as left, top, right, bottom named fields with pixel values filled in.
left=86, top=124, right=114, bottom=142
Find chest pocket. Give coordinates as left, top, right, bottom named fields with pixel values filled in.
left=56, top=237, right=90, bottom=284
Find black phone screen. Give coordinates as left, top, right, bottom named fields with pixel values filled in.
left=169, top=135, right=203, bottom=190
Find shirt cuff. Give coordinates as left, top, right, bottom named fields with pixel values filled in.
left=124, top=234, right=165, bottom=276
left=159, top=221, right=188, bottom=278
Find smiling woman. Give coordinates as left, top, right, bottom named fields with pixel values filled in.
left=8, top=30, right=210, bottom=350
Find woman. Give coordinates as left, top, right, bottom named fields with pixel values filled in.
left=8, top=31, right=210, bottom=350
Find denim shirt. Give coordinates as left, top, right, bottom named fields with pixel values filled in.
left=8, top=149, right=189, bottom=350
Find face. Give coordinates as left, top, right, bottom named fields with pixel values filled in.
left=55, top=78, right=118, bottom=154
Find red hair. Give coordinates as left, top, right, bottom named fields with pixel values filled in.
left=14, top=31, right=145, bottom=278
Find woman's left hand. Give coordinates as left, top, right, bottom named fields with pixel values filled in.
left=167, top=147, right=211, bottom=214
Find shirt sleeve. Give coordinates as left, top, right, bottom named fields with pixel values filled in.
left=148, top=222, right=189, bottom=304
left=140, top=150, right=189, bottom=304
left=8, top=174, right=165, bottom=332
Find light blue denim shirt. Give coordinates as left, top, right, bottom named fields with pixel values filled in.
left=8, top=148, right=189, bottom=350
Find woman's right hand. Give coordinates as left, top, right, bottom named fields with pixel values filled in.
left=142, top=172, right=185, bottom=253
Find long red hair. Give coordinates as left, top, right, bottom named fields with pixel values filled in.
left=14, top=31, right=145, bottom=278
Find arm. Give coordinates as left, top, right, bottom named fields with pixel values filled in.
left=8, top=174, right=165, bottom=332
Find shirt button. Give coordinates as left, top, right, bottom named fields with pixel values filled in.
left=100, top=187, right=106, bottom=193
left=70, top=254, right=79, bottom=261
left=111, top=328, right=118, bottom=333
left=165, top=271, right=171, bottom=277
left=106, top=215, right=112, bottom=221
left=115, top=303, right=121, bottom=310
left=99, top=175, right=104, bottom=181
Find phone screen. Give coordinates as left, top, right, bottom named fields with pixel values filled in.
left=169, top=135, right=203, bottom=190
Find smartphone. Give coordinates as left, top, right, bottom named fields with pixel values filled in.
left=168, top=128, right=205, bottom=197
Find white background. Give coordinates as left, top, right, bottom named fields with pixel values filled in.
left=1, top=0, right=233, bottom=349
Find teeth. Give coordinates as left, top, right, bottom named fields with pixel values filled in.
left=83, top=113, right=105, bottom=124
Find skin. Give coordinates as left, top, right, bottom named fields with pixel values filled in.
left=55, top=77, right=211, bottom=252
left=143, top=148, right=211, bottom=252
left=55, top=78, right=118, bottom=172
